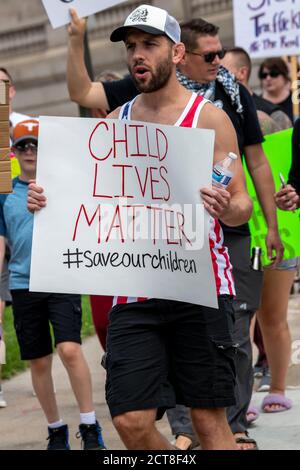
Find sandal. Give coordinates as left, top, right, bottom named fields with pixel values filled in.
left=235, top=431, right=259, bottom=450
left=246, top=404, right=260, bottom=423
left=174, top=433, right=200, bottom=450
left=262, top=393, right=292, bottom=413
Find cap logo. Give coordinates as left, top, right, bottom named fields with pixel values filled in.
left=129, top=8, right=148, bottom=23
left=23, top=122, right=38, bottom=132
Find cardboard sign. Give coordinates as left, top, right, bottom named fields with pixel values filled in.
left=244, top=128, right=300, bottom=265
left=30, top=116, right=218, bottom=307
left=233, top=0, right=300, bottom=58
left=0, top=80, right=12, bottom=194
left=41, top=0, right=127, bottom=29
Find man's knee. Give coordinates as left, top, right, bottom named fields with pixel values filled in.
left=113, top=410, right=155, bottom=438
left=191, top=408, right=228, bottom=434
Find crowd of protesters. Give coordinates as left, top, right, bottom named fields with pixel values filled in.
left=0, top=3, right=299, bottom=451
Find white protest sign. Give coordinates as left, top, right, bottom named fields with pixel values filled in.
left=41, top=0, right=127, bottom=29
left=30, top=116, right=217, bottom=308
left=233, top=0, right=300, bottom=58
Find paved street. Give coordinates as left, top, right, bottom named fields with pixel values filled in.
left=0, top=294, right=299, bottom=451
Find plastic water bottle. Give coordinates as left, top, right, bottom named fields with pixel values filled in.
left=251, top=247, right=262, bottom=271
left=212, top=152, right=237, bottom=188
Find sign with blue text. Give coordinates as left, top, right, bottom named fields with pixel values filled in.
left=41, top=0, right=127, bottom=29
left=233, top=0, right=300, bottom=58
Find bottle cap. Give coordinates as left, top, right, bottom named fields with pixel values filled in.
left=228, top=152, right=238, bottom=160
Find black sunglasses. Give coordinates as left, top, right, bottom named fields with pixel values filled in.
left=186, top=48, right=226, bottom=63
left=259, top=70, right=281, bottom=80
left=15, top=142, right=38, bottom=153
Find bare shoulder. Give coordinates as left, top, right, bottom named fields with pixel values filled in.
left=199, top=102, right=240, bottom=157
left=199, top=102, right=233, bottom=131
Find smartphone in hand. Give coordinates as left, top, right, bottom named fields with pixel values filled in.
left=279, top=172, right=286, bottom=189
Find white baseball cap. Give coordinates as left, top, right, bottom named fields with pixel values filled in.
left=110, top=4, right=181, bottom=44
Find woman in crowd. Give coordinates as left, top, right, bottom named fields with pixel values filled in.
left=259, top=118, right=300, bottom=413
left=259, top=58, right=293, bottom=123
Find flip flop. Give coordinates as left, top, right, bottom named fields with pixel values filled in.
left=246, top=404, right=260, bottom=423
left=174, top=434, right=200, bottom=450
left=235, top=431, right=259, bottom=450
left=262, top=393, right=292, bottom=413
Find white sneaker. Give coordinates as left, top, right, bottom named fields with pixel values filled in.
left=0, top=391, right=7, bottom=408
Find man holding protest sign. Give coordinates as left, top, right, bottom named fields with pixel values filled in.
left=29, top=5, right=252, bottom=450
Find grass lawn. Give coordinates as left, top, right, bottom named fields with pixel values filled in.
left=1, top=295, right=95, bottom=380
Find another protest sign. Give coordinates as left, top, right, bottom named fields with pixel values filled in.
left=244, top=128, right=300, bottom=265
left=41, top=0, right=127, bottom=29
left=30, top=116, right=218, bottom=307
left=0, top=80, right=11, bottom=194
left=233, top=0, right=300, bottom=58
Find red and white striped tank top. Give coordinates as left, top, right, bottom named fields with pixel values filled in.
left=113, top=92, right=235, bottom=307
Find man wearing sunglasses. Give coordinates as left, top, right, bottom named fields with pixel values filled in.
left=0, top=120, right=106, bottom=450
left=167, top=18, right=283, bottom=451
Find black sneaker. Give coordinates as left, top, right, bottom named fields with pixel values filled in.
left=77, top=421, right=106, bottom=450
left=47, top=424, right=70, bottom=450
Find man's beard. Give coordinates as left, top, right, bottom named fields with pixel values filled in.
left=129, top=56, right=173, bottom=93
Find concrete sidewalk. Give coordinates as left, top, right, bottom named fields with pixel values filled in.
left=1, top=295, right=300, bottom=450
left=0, top=335, right=171, bottom=450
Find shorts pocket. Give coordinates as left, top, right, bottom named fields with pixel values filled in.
left=210, top=336, right=237, bottom=394
left=69, top=296, right=82, bottom=331
left=14, top=318, right=23, bottom=344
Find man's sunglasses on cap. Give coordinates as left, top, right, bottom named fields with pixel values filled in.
left=14, top=142, right=38, bottom=153
left=186, top=48, right=226, bottom=63
left=259, top=70, right=281, bottom=80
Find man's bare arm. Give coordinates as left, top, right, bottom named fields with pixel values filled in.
left=67, top=9, right=109, bottom=110
left=244, top=143, right=283, bottom=264
left=199, top=104, right=253, bottom=227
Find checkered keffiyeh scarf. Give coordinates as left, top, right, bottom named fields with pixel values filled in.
left=176, top=65, right=244, bottom=116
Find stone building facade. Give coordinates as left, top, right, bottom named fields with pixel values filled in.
left=0, top=0, right=256, bottom=117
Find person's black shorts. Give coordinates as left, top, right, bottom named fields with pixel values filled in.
left=11, top=290, right=82, bottom=360
left=224, top=233, right=263, bottom=313
left=106, top=296, right=236, bottom=419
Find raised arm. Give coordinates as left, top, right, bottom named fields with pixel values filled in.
left=199, top=104, right=253, bottom=227
left=67, top=8, right=109, bottom=110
